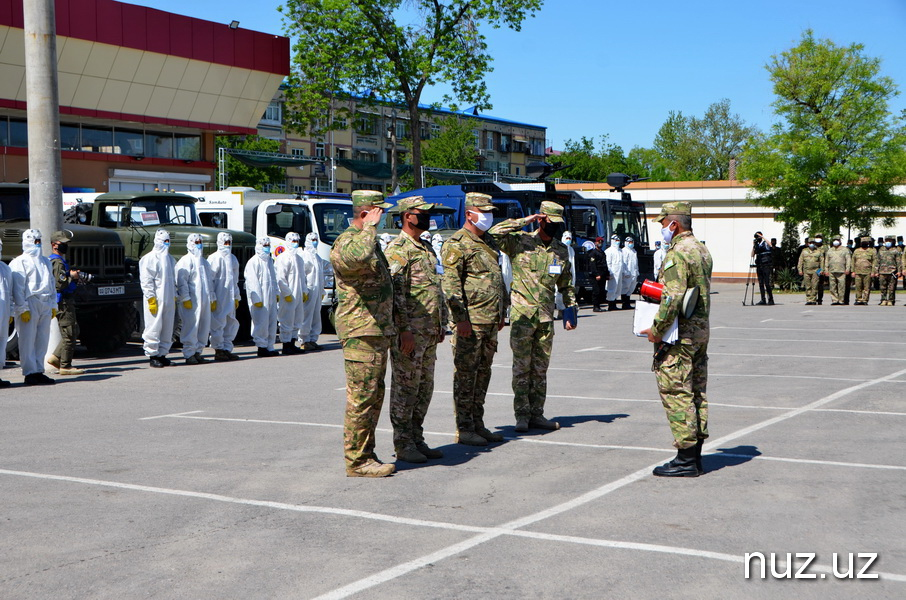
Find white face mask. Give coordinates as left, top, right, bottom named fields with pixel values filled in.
left=661, top=222, right=676, bottom=244
left=809, top=243, right=816, bottom=250
left=815, top=238, right=823, bottom=244
left=469, top=211, right=493, bottom=232
left=832, top=240, right=841, bottom=247
left=885, top=242, right=893, bottom=248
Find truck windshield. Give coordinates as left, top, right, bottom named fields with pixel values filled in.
left=314, top=204, right=355, bottom=245
left=492, top=200, right=524, bottom=226
left=131, top=200, right=200, bottom=226
left=610, top=208, right=643, bottom=243
left=0, top=191, right=30, bottom=221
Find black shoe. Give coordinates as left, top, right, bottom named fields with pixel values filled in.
left=756, top=300, right=767, bottom=305
left=257, top=347, right=272, bottom=357
left=185, top=355, right=201, bottom=365
left=24, top=373, right=55, bottom=386
left=592, top=307, right=604, bottom=312
left=214, top=349, right=231, bottom=362
left=149, top=356, right=166, bottom=368
left=694, top=439, right=705, bottom=475
left=194, top=353, right=209, bottom=363
left=159, top=355, right=172, bottom=366
left=768, top=299, right=775, bottom=305
left=608, top=301, right=619, bottom=311
left=652, top=446, right=699, bottom=477
left=528, top=416, right=560, bottom=430
left=0, top=378, right=10, bottom=388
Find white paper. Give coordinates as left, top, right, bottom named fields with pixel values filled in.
left=633, top=299, right=678, bottom=343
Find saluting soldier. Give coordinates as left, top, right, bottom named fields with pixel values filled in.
left=489, top=201, right=577, bottom=433
left=441, top=193, right=508, bottom=447
left=877, top=236, right=901, bottom=305
left=797, top=237, right=823, bottom=305
left=851, top=237, right=878, bottom=306
left=823, top=235, right=852, bottom=306
left=385, top=196, right=447, bottom=463
left=331, top=190, right=397, bottom=478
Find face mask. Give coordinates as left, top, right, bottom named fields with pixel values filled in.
left=291, top=242, right=300, bottom=249
left=661, top=223, right=675, bottom=244
left=190, top=243, right=203, bottom=256
left=542, top=221, right=563, bottom=238
left=808, top=243, right=816, bottom=250
left=861, top=242, right=869, bottom=249
left=163, top=241, right=170, bottom=249
left=311, top=240, right=318, bottom=248
left=815, top=238, right=823, bottom=244
left=885, top=242, right=893, bottom=248
left=56, top=242, right=69, bottom=254
left=611, top=239, right=620, bottom=248
left=832, top=240, right=841, bottom=247
left=627, top=243, right=634, bottom=249
left=412, top=212, right=432, bottom=232
left=469, top=211, right=493, bottom=232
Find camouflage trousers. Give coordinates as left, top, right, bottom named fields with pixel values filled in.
left=390, top=333, right=439, bottom=452
left=827, top=272, right=846, bottom=304
left=653, top=342, right=709, bottom=449
left=53, top=297, right=79, bottom=368
left=342, top=336, right=390, bottom=469
left=879, top=273, right=898, bottom=303
left=510, top=314, right=554, bottom=420
left=802, top=271, right=819, bottom=302
left=451, top=323, right=498, bottom=432
left=853, top=273, right=872, bottom=303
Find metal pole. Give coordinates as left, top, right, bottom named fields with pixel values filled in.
left=23, top=0, right=63, bottom=253
left=218, top=146, right=227, bottom=190
left=390, top=109, right=397, bottom=193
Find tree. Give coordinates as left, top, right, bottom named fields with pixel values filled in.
left=553, top=135, right=635, bottom=182
left=215, top=136, right=286, bottom=190
left=740, top=30, right=906, bottom=235
left=420, top=116, right=481, bottom=185
left=279, top=0, right=543, bottom=188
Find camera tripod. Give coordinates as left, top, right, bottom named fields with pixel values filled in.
left=742, top=264, right=757, bottom=306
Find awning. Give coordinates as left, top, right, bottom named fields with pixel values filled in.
left=337, top=158, right=412, bottom=179
left=225, top=148, right=323, bottom=168
left=513, top=135, right=528, bottom=143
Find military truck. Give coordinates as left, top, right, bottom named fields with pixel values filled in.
left=1, top=183, right=142, bottom=356
left=62, top=191, right=258, bottom=338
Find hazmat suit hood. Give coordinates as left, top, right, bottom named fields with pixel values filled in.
left=380, top=233, right=393, bottom=250
left=22, top=229, right=42, bottom=257
left=561, top=231, right=573, bottom=245
left=217, top=231, right=233, bottom=256
left=256, top=237, right=272, bottom=260
left=420, top=231, right=431, bottom=243
left=153, top=229, right=171, bottom=253
left=286, top=232, right=301, bottom=251
left=304, top=233, right=318, bottom=251
left=187, top=233, right=204, bottom=257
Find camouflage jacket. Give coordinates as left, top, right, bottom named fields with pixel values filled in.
left=489, top=217, right=576, bottom=322
left=441, top=227, right=507, bottom=326
left=797, top=247, right=823, bottom=273
left=330, top=222, right=396, bottom=340
left=385, top=231, right=446, bottom=336
left=851, top=248, right=878, bottom=275
left=877, top=247, right=902, bottom=275
left=823, top=246, right=852, bottom=273
left=652, top=231, right=712, bottom=345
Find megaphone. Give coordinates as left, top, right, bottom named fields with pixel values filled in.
left=639, top=279, right=699, bottom=319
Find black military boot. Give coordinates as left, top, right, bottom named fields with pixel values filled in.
left=608, top=300, right=618, bottom=311
left=621, top=295, right=633, bottom=310
left=694, top=439, right=705, bottom=474
left=652, top=446, right=699, bottom=477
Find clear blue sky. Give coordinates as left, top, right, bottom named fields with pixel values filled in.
left=128, top=0, right=906, bottom=152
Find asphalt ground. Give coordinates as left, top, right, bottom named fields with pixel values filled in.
left=1, top=283, right=904, bottom=599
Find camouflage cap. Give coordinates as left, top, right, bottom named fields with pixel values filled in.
left=351, top=189, right=392, bottom=209
left=886, top=235, right=896, bottom=242
left=539, top=200, right=564, bottom=223
left=395, top=196, right=437, bottom=213
left=652, top=201, right=692, bottom=222
left=464, top=192, right=495, bottom=211
left=51, top=230, right=73, bottom=243
left=832, top=234, right=842, bottom=241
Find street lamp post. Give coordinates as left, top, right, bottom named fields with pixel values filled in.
left=387, top=109, right=397, bottom=194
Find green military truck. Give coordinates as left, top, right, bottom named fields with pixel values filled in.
left=63, top=191, right=258, bottom=338
left=1, top=183, right=142, bottom=356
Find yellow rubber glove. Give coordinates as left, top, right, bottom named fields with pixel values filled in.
left=148, top=296, right=158, bottom=317
left=211, top=300, right=217, bottom=312
left=9, top=316, right=13, bottom=325
left=284, top=295, right=294, bottom=303
left=303, top=293, right=309, bottom=303
left=52, top=308, right=58, bottom=319
left=254, top=302, right=263, bottom=308
left=21, top=311, right=31, bottom=323
left=234, top=299, right=239, bottom=310
left=182, top=300, right=193, bottom=310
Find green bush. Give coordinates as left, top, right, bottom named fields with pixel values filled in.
left=773, top=267, right=801, bottom=292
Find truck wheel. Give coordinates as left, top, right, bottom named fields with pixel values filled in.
left=79, top=303, right=139, bottom=355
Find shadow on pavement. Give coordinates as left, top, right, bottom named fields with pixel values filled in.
left=704, top=445, right=762, bottom=473
left=554, top=413, right=631, bottom=428
left=393, top=440, right=507, bottom=471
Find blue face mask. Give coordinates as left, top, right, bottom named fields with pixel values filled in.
left=291, top=242, right=299, bottom=249
left=311, top=240, right=319, bottom=248
left=163, top=241, right=170, bottom=249
left=35, top=243, right=42, bottom=249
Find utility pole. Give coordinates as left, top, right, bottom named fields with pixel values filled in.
left=388, top=109, right=397, bottom=194
left=23, top=0, right=63, bottom=253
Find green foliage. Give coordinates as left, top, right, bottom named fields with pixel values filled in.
left=418, top=116, right=481, bottom=186
left=278, top=0, right=543, bottom=187
left=553, top=135, right=640, bottom=182
left=215, top=136, right=285, bottom=190
left=773, top=267, right=802, bottom=292
left=740, top=29, right=906, bottom=235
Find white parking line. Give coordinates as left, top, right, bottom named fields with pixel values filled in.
left=138, top=410, right=204, bottom=421
left=578, top=348, right=906, bottom=361
left=711, top=336, right=906, bottom=346
left=715, top=326, right=906, bottom=333
left=497, top=365, right=872, bottom=383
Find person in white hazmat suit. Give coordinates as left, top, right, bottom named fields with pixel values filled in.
left=620, top=235, right=639, bottom=310
left=0, top=237, right=12, bottom=387
left=275, top=231, right=309, bottom=355
left=555, top=230, right=577, bottom=312
left=653, top=240, right=667, bottom=276
left=380, top=232, right=393, bottom=252
left=176, top=233, right=215, bottom=365
left=207, top=232, right=241, bottom=361
left=604, top=234, right=624, bottom=311
left=299, top=233, right=330, bottom=351
left=10, top=230, right=58, bottom=385
left=140, top=230, right=177, bottom=368
left=245, top=237, right=280, bottom=357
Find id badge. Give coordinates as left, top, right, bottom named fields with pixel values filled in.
left=548, top=264, right=562, bottom=275
left=435, top=263, right=444, bottom=274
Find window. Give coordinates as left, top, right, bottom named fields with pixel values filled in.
left=9, top=119, right=28, bottom=147
left=175, top=134, right=200, bottom=160
left=431, top=123, right=441, bottom=139
left=314, top=203, right=354, bottom=244
left=82, top=125, right=114, bottom=153
left=486, top=131, right=494, bottom=151
left=291, top=147, right=307, bottom=157
left=0, top=117, right=7, bottom=146
left=472, top=129, right=480, bottom=149
left=60, top=123, right=81, bottom=150
left=264, top=101, right=282, bottom=123
left=335, top=147, right=350, bottom=159
left=115, top=129, right=144, bottom=156
left=311, top=178, right=331, bottom=192
left=333, top=116, right=348, bottom=129
left=395, top=120, right=408, bottom=140
left=315, top=141, right=326, bottom=157
left=498, top=162, right=510, bottom=175
left=355, top=150, right=377, bottom=162
left=499, top=134, right=510, bottom=153
left=146, top=131, right=174, bottom=158
left=131, top=199, right=199, bottom=226
left=199, top=211, right=228, bottom=229
left=355, top=112, right=378, bottom=136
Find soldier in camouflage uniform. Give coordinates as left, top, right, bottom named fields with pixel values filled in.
left=642, top=201, right=712, bottom=478
left=797, top=238, right=823, bottom=305
left=851, top=238, right=878, bottom=305
left=877, top=236, right=902, bottom=305
left=489, top=201, right=577, bottom=433
left=823, top=235, right=852, bottom=305
left=330, top=190, right=397, bottom=478
left=441, top=193, right=508, bottom=447
left=385, top=196, right=447, bottom=463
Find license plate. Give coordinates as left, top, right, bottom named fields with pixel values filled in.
left=98, top=285, right=125, bottom=296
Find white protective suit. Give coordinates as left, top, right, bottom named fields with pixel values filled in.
left=139, top=230, right=177, bottom=357
left=275, top=232, right=309, bottom=344
left=9, top=230, right=57, bottom=376
left=380, top=233, right=393, bottom=252
left=555, top=231, right=577, bottom=311
left=245, top=237, right=278, bottom=350
left=299, top=233, right=329, bottom=344
left=207, top=232, right=241, bottom=352
left=620, top=238, right=640, bottom=296
left=176, top=233, right=215, bottom=358
left=604, top=237, right=624, bottom=302
left=653, top=245, right=667, bottom=276
left=0, top=239, right=11, bottom=375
